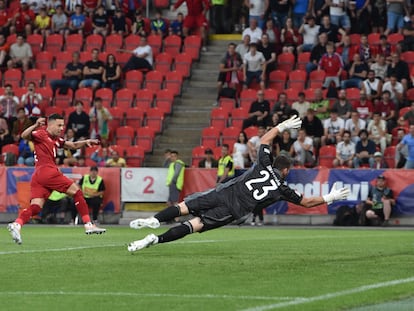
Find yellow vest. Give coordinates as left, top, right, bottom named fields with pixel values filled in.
left=218, top=155, right=235, bottom=177
left=48, top=190, right=67, bottom=202
left=81, top=175, right=103, bottom=198
left=166, top=159, right=185, bottom=190
left=212, top=0, right=225, bottom=4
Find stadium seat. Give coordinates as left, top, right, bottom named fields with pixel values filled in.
left=145, top=70, right=164, bottom=92
left=125, top=107, right=145, bottom=128
left=54, top=51, right=72, bottom=70
left=406, top=88, right=414, bottom=102
left=218, top=98, right=236, bottom=110
left=164, top=35, right=182, bottom=57
left=367, top=33, right=381, bottom=46
left=309, top=70, right=326, bottom=89
left=191, top=145, right=206, bottom=167
left=145, top=107, right=165, bottom=133
left=183, top=35, right=202, bottom=60
left=268, top=70, right=287, bottom=90
left=147, top=34, right=162, bottom=57
left=35, top=51, right=53, bottom=70
left=154, top=52, right=173, bottom=73
left=318, top=145, right=336, bottom=168
left=244, top=126, right=258, bottom=139
left=24, top=69, right=43, bottom=87
left=124, top=34, right=141, bottom=51
left=95, top=88, right=113, bottom=107
left=284, top=88, right=299, bottom=105
left=115, top=52, right=131, bottom=68
left=27, top=34, right=43, bottom=57
left=125, top=145, right=145, bottom=167
left=153, top=0, right=169, bottom=8
left=349, top=33, right=361, bottom=45
left=6, top=33, right=16, bottom=45
left=65, top=34, right=83, bottom=52
left=108, top=106, right=125, bottom=129
left=384, top=146, right=396, bottom=168
left=296, top=52, right=310, bottom=71
left=104, top=33, right=123, bottom=54
left=115, top=125, right=135, bottom=147
left=79, top=51, right=91, bottom=63
left=288, top=70, right=306, bottom=91
left=155, top=89, right=174, bottom=114
left=212, top=146, right=223, bottom=160
left=263, top=88, right=278, bottom=106
left=136, top=126, right=156, bottom=152
left=4, top=69, right=22, bottom=88
left=125, top=70, right=143, bottom=90
left=239, top=88, right=257, bottom=109
left=164, top=71, right=183, bottom=96
left=45, top=106, right=64, bottom=116
left=54, top=88, right=74, bottom=108
left=221, top=126, right=240, bottom=147
left=110, top=145, right=127, bottom=157
left=399, top=106, right=411, bottom=118
left=37, top=86, right=53, bottom=107
left=303, top=88, right=316, bottom=102
left=114, top=88, right=135, bottom=109
left=230, top=107, right=248, bottom=129
left=44, top=68, right=63, bottom=87
left=85, top=34, right=104, bottom=52
left=277, top=53, right=295, bottom=74
left=74, top=88, right=93, bottom=106
left=135, top=88, right=154, bottom=110
left=174, top=52, right=192, bottom=78
left=401, top=51, right=414, bottom=72
left=201, top=126, right=221, bottom=148
left=346, top=88, right=360, bottom=102
left=388, top=33, right=404, bottom=46
left=2, top=143, right=19, bottom=157
left=45, top=34, right=63, bottom=53
left=98, top=51, right=108, bottom=63
left=210, top=107, right=230, bottom=131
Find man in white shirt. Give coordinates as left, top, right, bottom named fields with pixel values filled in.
left=367, top=111, right=388, bottom=152
left=243, top=42, right=265, bottom=90
left=247, top=126, right=265, bottom=163
left=292, top=92, right=310, bottom=119
left=382, top=74, right=404, bottom=106
left=333, top=130, right=355, bottom=167
left=361, top=70, right=383, bottom=102
left=245, top=0, right=266, bottom=29
left=293, top=128, right=315, bottom=166
left=328, top=0, right=350, bottom=33
left=298, top=15, right=320, bottom=52
left=322, top=108, right=345, bottom=145
left=345, top=110, right=366, bottom=144
left=7, top=35, right=33, bottom=72
left=122, top=36, right=153, bottom=72
left=242, top=19, right=263, bottom=44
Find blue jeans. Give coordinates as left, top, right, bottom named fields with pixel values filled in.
left=330, top=14, right=351, bottom=29
left=404, top=159, right=414, bottom=169
left=271, top=11, right=288, bottom=28
left=341, top=78, right=363, bottom=89
left=50, top=79, right=79, bottom=93
left=245, top=70, right=263, bottom=87
left=249, top=15, right=265, bottom=29
left=306, top=62, right=318, bottom=75
left=293, top=13, right=306, bottom=29
left=387, top=11, right=404, bottom=32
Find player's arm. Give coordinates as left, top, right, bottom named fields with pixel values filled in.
left=64, top=139, right=100, bottom=150
left=21, top=117, right=45, bottom=140
left=260, top=116, right=302, bottom=145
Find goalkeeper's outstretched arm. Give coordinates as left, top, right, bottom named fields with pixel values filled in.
left=260, top=116, right=302, bottom=145
left=300, top=182, right=350, bottom=208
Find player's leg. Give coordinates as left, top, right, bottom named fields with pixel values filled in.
left=382, top=200, right=392, bottom=225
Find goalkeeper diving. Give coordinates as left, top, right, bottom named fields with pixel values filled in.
left=128, top=116, right=350, bottom=252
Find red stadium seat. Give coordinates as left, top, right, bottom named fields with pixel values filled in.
left=45, top=34, right=63, bottom=53
left=288, top=70, right=306, bottom=91
left=114, top=88, right=135, bottom=109
left=125, top=70, right=143, bottom=89
left=2, top=143, right=19, bottom=157
left=244, top=126, right=258, bottom=139
left=116, top=126, right=135, bottom=147
left=296, top=52, right=310, bottom=71
left=183, top=35, right=202, bottom=60
left=124, top=34, right=141, bottom=51
left=54, top=88, right=74, bottom=108
left=309, top=70, right=326, bottom=89
left=164, top=35, right=182, bottom=57
left=65, top=34, right=83, bottom=52
left=318, top=145, right=336, bottom=168
left=221, top=126, right=240, bottom=147
left=277, top=53, right=295, bottom=74
left=4, top=69, right=22, bottom=88
left=54, top=51, right=72, bottom=70
left=154, top=52, right=173, bottom=73
left=95, top=88, right=113, bottom=107
left=125, top=145, right=145, bottom=167
left=201, top=126, right=221, bottom=148
left=210, top=107, right=230, bottom=131
left=145, top=70, right=164, bottom=92
left=268, top=70, right=287, bottom=90
left=136, top=126, right=156, bottom=152
left=263, top=88, right=278, bottom=106
left=27, top=34, right=43, bottom=56
left=145, top=107, right=165, bottom=133
left=191, top=145, right=206, bottom=167
left=74, top=88, right=93, bottom=106
left=218, top=98, right=236, bottom=110
left=284, top=88, right=299, bottom=105
left=125, top=107, right=145, bottom=128
left=45, top=106, right=64, bottom=116
left=174, top=52, right=192, bottom=78
left=135, top=88, right=154, bottom=110
left=44, top=69, right=63, bottom=88
left=388, top=33, right=404, bottom=46
left=34, top=51, right=53, bottom=70
left=37, top=87, right=53, bottom=107
left=155, top=89, right=174, bottom=114
left=230, top=107, right=248, bottom=129
left=399, top=106, right=411, bottom=118
left=84, top=34, right=104, bottom=52
left=384, top=146, right=396, bottom=168
left=164, top=71, right=183, bottom=96
left=108, top=106, right=125, bottom=129
left=349, top=33, right=361, bottom=45
left=147, top=34, right=162, bottom=57
left=24, top=69, right=43, bottom=87
left=239, top=88, right=257, bottom=109
left=104, top=33, right=123, bottom=54
left=367, top=33, right=381, bottom=46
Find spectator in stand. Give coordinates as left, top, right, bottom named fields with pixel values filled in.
left=382, top=75, right=403, bottom=108
left=111, top=8, right=128, bottom=36
left=371, top=0, right=387, bottom=34
left=402, top=102, right=414, bottom=125
left=398, top=124, right=414, bottom=169
left=345, top=110, right=366, bottom=143
left=150, top=9, right=167, bottom=37
left=370, top=54, right=388, bottom=81
left=217, top=144, right=234, bottom=183
left=353, top=129, right=376, bottom=168
left=372, top=151, right=387, bottom=168
left=10, top=0, right=35, bottom=36
left=33, top=6, right=51, bottom=36
left=0, top=84, right=19, bottom=130
left=333, top=130, right=355, bottom=167
left=306, top=32, right=327, bottom=75
left=0, top=33, right=9, bottom=69
left=355, top=34, right=375, bottom=65
left=395, top=127, right=408, bottom=168
left=280, top=17, right=301, bottom=54
left=386, top=53, right=409, bottom=91
left=243, top=90, right=270, bottom=129
left=0, top=118, right=13, bottom=153
left=367, top=111, right=388, bottom=152
left=66, top=4, right=85, bottom=36
left=361, top=70, right=383, bottom=102
left=232, top=131, right=249, bottom=169
left=102, top=54, right=122, bottom=94
left=236, top=34, right=250, bottom=58
left=292, top=0, right=310, bottom=29
left=268, top=0, right=291, bottom=29
left=169, top=12, right=183, bottom=37
left=348, top=0, right=370, bottom=35
left=318, top=15, right=345, bottom=45
left=7, top=34, right=32, bottom=72
left=241, top=18, right=262, bottom=44
left=89, top=97, right=112, bottom=140
left=336, top=35, right=353, bottom=70
left=22, top=82, right=42, bottom=122
left=172, top=0, right=210, bottom=52
left=245, top=0, right=266, bottom=29
left=377, top=90, right=397, bottom=131
left=92, top=5, right=109, bottom=36
left=402, top=11, right=414, bottom=52
left=17, top=138, right=34, bottom=166
left=310, top=88, right=330, bottom=120
left=292, top=91, right=310, bottom=119
left=310, top=0, right=329, bottom=24
left=122, top=36, right=153, bottom=73
left=91, top=146, right=111, bottom=167
left=293, top=128, right=315, bottom=166
left=0, top=0, right=11, bottom=37
left=106, top=150, right=126, bottom=167
left=340, top=53, right=368, bottom=89
left=384, top=0, right=405, bottom=36
left=263, top=19, right=281, bottom=54
left=210, top=0, right=226, bottom=34
left=83, top=0, right=101, bottom=15
left=50, top=51, right=83, bottom=95
left=216, top=42, right=242, bottom=104
left=302, top=108, right=324, bottom=149
left=271, top=92, right=292, bottom=122
left=79, top=48, right=105, bottom=91
left=51, top=5, right=68, bottom=35
left=332, top=89, right=352, bottom=119
left=298, top=15, right=320, bottom=53
left=321, top=108, right=345, bottom=145
left=258, top=33, right=276, bottom=75
left=230, top=0, right=247, bottom=33
left=376, top=34, right=392, bottom=61
left=353, top=90, right=373, bottom=121
left=242, top=42, right=265, bottom=90
left=131, top=10, right=147, bottom=36
left=318, top=41, right=343, bottom=89
left=247, top=126, right=265, bottom=164
left=64, top=0, right=81, bottom=16
left=67, top=100, right=90, bottom=140
left=274, top=129, right=294, bottom=157
left=327, top=0, right=350, bottom=33
left=198, top=148, right=218, bottom=168
left=11, top=107, right=32, bottom=142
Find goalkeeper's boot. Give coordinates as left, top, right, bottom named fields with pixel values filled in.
left=128, top=234, right=158, bottom=252
left=129, top=217, right=160, bottom=230
left=7, top=222, right=22, bottom=245
left=84, top=222, right=106, bottom=235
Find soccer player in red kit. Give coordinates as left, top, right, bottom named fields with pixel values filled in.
left=7, top=114, right=106, bottom=244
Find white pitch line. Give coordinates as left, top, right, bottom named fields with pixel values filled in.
left=241, top=276, right=414, bottom=311
left=0, top=244, right=122, bottom=255
left=0, top=291, right=304, bottom=301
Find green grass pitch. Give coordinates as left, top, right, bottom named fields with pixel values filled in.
left=1, top=225, right=413, bottom=311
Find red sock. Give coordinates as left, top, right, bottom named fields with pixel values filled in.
left=16, top=204, right=42, bottom=226
left=74, top=190, right=91, bottom=224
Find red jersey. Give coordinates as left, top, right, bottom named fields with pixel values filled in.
left=319, top=52, right=343, bottom=76
left=13, top=7, right=35, bottom=33
left=174, top=0, right=210, bottom=16
left=353, top=100, right=373, bottom=120
left=0, top=9, right=10, bottom=27
left=31, top=127, right=65, bottom=167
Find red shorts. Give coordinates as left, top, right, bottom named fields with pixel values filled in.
left=31, top=166, right=74, bottom=200
left=183, top=15, right=208, bottom=29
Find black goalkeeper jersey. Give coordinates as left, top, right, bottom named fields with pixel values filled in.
left=215, top=144, right=303, bottom=219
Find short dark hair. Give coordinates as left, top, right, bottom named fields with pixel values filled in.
left=273, top=155, right=292, bottom=171
left=90, top=166, right=98, bottom=172
left=48, top=113, right=64, bottom=121
left=170, top=150, right=178, bottom=155
left=222, top=144, right=229, bottom=149
left=358, top=129, right=368, bottom=136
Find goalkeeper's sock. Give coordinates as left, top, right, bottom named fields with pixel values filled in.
left=16, top=204, right=42, bottom=226
left=157, top=221, right=193, bottom=244
left=73, top=190, right=91, bottom=224
left=154, top=205, right=181, bottom=223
